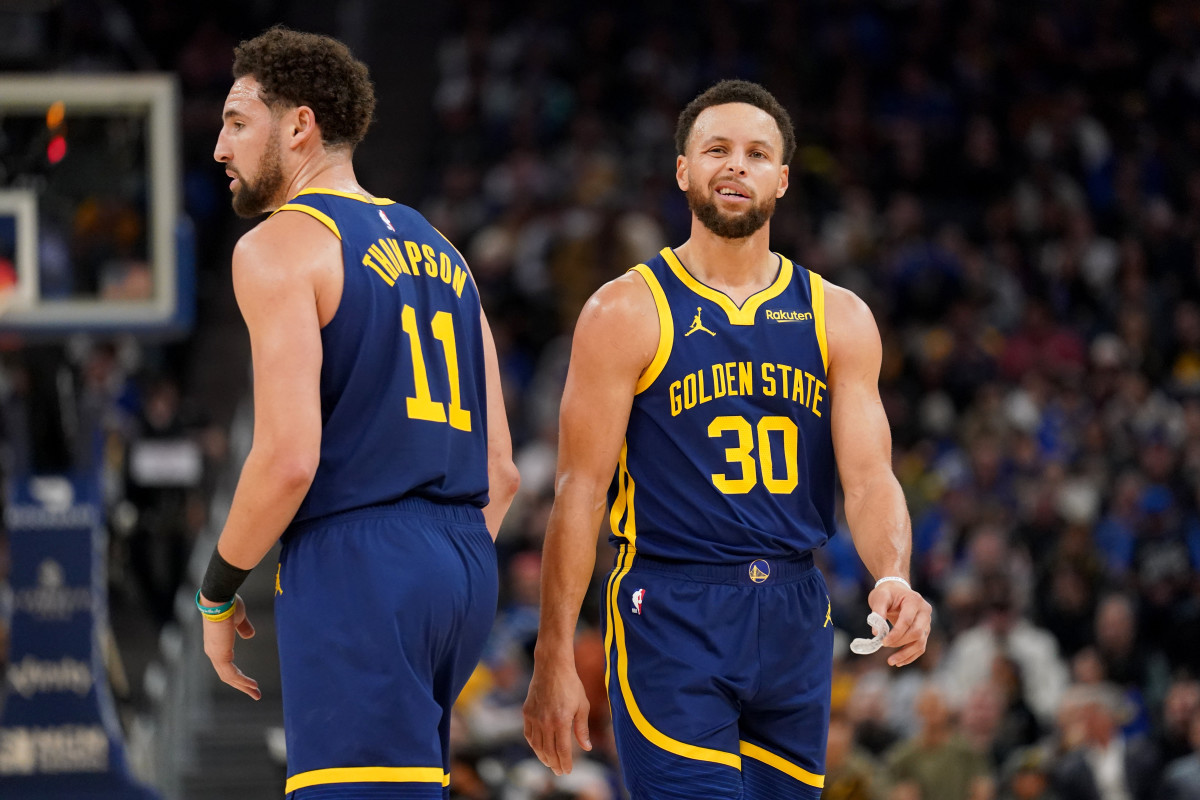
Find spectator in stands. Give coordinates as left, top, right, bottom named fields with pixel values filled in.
left=1159, top=712, right=1200, bottom=800
left=846, top=671, right=902, bottom=759
left=1090, top=593, right=1169, bottom=713
left=1000, top=747, right=1059, bottom=800
left=884, top=682, right=995, bottom=800
left=961, top=681, right=1009, bottom=770
left=123, top=376, right=204, bottom=627
left=1155, top=679, right=1200, bottom=765
left=1035, top=562, right=1096, bottom=659
left=990, top=655, right=1044, bottom=770
left=942, top=572, right=1069, bottom=724
left=823, top=712, right=882, bottom=800
left=1050, top=683, right=1160, bottom=800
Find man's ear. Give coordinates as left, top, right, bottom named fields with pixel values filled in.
left=676, top=154, right=689, bottom=192
left=289, top=105, right=318, bottom=149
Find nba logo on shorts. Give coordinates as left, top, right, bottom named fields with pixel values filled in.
left=378, top=209, right=395, bottom=232
left=631, top=588, right=645, bottom=615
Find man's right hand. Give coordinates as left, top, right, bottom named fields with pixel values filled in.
left=522, top=658, right=592, bottom=775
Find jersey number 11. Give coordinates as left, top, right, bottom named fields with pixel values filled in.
left=401, top=305, right=471, bottom=432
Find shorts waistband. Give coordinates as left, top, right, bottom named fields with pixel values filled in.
left=627, top=551, right=815, bottom=585
left=285, top=496, right=485, bottom=540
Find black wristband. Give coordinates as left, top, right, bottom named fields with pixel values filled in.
left=200, top=548, right=252, bottom=604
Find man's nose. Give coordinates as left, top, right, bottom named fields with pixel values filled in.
left=214, top=130, right=230, bottom=163
left=726, top=150, right=747, bottom=174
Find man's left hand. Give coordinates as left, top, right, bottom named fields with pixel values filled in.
left=201, top=594, right=262, bottom=699
left=868, top=581, right=932, bottom=667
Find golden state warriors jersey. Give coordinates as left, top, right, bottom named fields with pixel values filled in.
left=273, top=189, right=490, bottom=525
left=608, top=247, right=835, bottom=563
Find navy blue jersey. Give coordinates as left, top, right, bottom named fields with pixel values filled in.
left=273, top=188, right=489, bottom=525
left=608, top=247, right=835, bottom=563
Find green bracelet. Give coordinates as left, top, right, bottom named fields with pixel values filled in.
left=195, top=589, right=235, bottom=617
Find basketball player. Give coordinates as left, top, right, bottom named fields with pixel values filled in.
left=198, top=27, right=518, bottom=798
left=523, top=80, right=932, bottom=799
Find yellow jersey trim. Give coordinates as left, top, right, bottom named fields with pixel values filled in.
left=294, top=187, right=396, bottom=205
left=607, top=442, right=636, bottom=551
left=629, top=265, right=674, bottom=394
left=605, top=446, right=634, bottom=688
left=271, top=204, right=342, bottom=240
left=602, top=542, right=630, bottom=692
left=285, top=767, right=450, bottom=793
left=607, top=543, right=742, bottom=771
left=661, top=247, right=793, bottom=326
left=810, top=271, right=829, bottom=374
left=739, top=741, right=825, bottom=788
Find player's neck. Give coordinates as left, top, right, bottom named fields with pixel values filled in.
left=281, top=149, right=370, bottom=203
left=674, top=224, right=777, bottom=302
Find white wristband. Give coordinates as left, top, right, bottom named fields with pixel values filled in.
left=874, top=576, right=911, bottom=591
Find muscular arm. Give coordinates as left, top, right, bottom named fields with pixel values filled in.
left=524, top=271, right=658, bottom=774
left=826, top=283, right=931, bottom=666
left=827, top=286, right=909, bottom=581
left=480, top=308, right=519, bottom=538
left=200, top=213, right=332, bottom=700
left=216, top=213, right=331, bottom=570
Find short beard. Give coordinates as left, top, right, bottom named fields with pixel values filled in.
left=231, top=131, right=285, bottom=218
left=687, top=184, right=775, bottom=239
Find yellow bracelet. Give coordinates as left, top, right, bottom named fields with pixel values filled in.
left=201, top=599, right=237, bottom=622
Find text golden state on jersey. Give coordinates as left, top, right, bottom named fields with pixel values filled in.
left=669, top=361, right=827, bottom=419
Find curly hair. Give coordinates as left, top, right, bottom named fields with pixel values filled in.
left=675, top=79, right=796, bottom=165
left=233, top=26, right=375, bottom=148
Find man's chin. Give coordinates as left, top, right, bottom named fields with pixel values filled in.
left=698, top=209, right=770, bottom=239
left=231, top=191, right=273, bottom=219
left=688, top=190, right=773, bottom=239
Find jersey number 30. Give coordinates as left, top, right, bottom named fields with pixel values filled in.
left=708, top=415, right=798, bottom=494
left=401, top=305, right=471, bottom=432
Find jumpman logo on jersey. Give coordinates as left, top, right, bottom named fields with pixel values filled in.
left=275, top=563, right=283, bottom=596
left=685, top=307, right=716, bottom=337
left=824, top=597, right=832, bottom=628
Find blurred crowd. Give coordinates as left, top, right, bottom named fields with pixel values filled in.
left=3, top=1, right=1200, bottom=799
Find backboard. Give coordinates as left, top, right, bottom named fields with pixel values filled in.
left=0, top=74, right=192, bottom=336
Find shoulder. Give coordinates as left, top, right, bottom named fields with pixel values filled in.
left=583, top=268, right=658, bottom=323
left=819, top=278, right=881, bottom=378
left=822, top=279, right=878, bottom=344
left=572, top=268, right=660, bottom=370
left=234, top=210, right=341, bottom=268
left=232, top=210, right=342, bottom=293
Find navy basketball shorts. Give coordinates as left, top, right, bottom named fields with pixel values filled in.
left=275, top=497, right=497, bottom=799
left=603, top=545, right=834, bottom=800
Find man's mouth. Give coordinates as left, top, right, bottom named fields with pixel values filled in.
left=715, top=184, right=750, bottom=200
